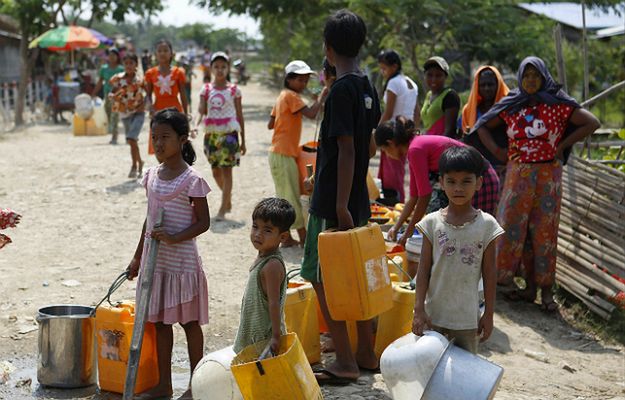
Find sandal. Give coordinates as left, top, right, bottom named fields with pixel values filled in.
left=313, top=368, right=357, bottom=386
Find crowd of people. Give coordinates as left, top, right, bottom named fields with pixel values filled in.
left=2, top=7, right=601, bottom=399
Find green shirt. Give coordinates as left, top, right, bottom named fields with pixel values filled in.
left=99, top=63, right=124, bottom=96
left=421, top=87, right=452, bottom=132
left=233, top=252, right=287, bottom=353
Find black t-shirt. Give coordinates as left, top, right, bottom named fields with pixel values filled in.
left=310, top=73, right=381, bottom=222
left=441, top=90, right=461, bottom=111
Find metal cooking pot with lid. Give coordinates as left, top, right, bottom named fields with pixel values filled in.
left=36, top=305, right=96, bottom=388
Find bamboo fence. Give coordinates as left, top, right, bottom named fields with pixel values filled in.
left=556, top=155, right=625, bottom=319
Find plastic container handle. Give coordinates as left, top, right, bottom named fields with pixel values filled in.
left=255, top=344, right=275, bottom=376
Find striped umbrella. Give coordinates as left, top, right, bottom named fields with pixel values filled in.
left=29, top=25, right=112, bottom=51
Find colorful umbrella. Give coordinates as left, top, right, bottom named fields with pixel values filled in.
left=29, top=25, right=112, bottom=51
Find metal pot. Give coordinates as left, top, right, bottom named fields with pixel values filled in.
left=422, top=341, right=504, bottom=400
left=36, top=305, right=96, bottom=388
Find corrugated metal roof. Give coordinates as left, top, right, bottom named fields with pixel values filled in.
left=594, top=24, right=625, bottom=38
left=519, top=2, right=625, bottom=29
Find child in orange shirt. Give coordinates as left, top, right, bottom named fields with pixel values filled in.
left=145, top=39, right=189, bottom=155
left=267, top=60, right=327, bottom=246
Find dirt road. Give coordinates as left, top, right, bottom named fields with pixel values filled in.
left=0, top=75, right=623, bottom=399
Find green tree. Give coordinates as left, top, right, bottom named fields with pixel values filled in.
left=0, top=0, right=163, bottom=126
left=179, top=23, right=213, bottom=47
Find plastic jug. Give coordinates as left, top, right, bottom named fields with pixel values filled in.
left=73, top=114, right=106, bottom=136
left=191, top=346, right=243, bottom=400
left=91, top=97, right=108, bottom=129
left=94, top=301, right=159, bottom=394
left=297, top=141, right=317, bottom=195
left=374, top=282, right=416, bottom=358
left=380, top=331, right=448, bottom=400
left=284, top=281, right=320, bottom=364
left=231, top=333, right=322, bottom=400
left=318, top=223, right=393, bottom=321
left=74, top=93, right=94, bottom=119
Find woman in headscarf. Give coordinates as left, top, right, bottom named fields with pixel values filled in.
left=473, top=56, right=600, bottom=312
left=461, top=66, right=509, bottom=175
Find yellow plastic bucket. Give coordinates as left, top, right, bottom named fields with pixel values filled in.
left=373, top=283, right=416, bottom=358
left=94, top=301, right=159, bottom=394
left=285, top=282, right=320, bottom=364
left=231, top=333, right=323, bottom=400
left=318, top=224, right=393, bottom=321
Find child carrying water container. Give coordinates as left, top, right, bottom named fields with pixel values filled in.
left=109, top=52, right=146, bottom=178
left=127, top=109, right=210, bottom=399
left=267, top=61, right=327, bottom=247
left=301, top=10, right=381, bottom=384
left=412, top=146, right=503, bottom=354
left=233, top=198, right=296, bottom=355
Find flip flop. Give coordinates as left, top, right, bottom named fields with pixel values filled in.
left=313, top=368, right=357, bottom=386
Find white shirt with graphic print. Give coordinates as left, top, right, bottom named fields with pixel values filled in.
left=415, top=209, right=504, bottom=330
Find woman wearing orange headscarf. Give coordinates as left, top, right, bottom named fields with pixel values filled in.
left=461, top=66, right=509, bottom=172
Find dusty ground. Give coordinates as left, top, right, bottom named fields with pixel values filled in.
left=0, top=74, right=623, bottom=400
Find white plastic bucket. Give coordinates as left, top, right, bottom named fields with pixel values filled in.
left=191, top=346, right=243, bottom=400
left=406, top=232, right=423, bottom=262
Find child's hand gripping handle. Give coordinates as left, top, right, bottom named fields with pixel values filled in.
left=254, top=342, right=277, bottom=377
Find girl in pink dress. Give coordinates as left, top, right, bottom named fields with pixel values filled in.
left=128, top=108, right=211, bottom=400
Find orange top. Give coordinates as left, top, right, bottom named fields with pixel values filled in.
left=460, top=65, right=509, bottom=133
left=270, top=89, right=306, bottom=157
left=145, top=66, right=186, bottom=112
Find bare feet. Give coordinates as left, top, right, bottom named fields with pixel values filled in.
left=137, top=161, right=145, bottom=178
left=540, top=288, right=558, bottom=313
left=313, top=361, right=359, bottom=385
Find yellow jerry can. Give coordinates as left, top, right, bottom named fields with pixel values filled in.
left=285, top=281, right=321, bottom=364
left=318, top=224, right=393, bottom=321
left=94, top=301, right=159, bottom=394
left=373, top=282, right=416, bottom=358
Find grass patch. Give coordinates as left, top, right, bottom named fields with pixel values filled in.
left=556, top=286, right=625, bottom=346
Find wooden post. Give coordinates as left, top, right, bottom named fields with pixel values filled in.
left=553, top=24, right=568, bottom=92
left=123, top=208, right=164, bottom=400
left=581, top=0, right=592, bottom=158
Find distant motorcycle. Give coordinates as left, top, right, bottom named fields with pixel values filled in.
left=233, top=59, right=249, bottom=85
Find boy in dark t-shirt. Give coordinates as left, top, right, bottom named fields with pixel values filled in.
left=300, top=9, right=381, bottom=384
